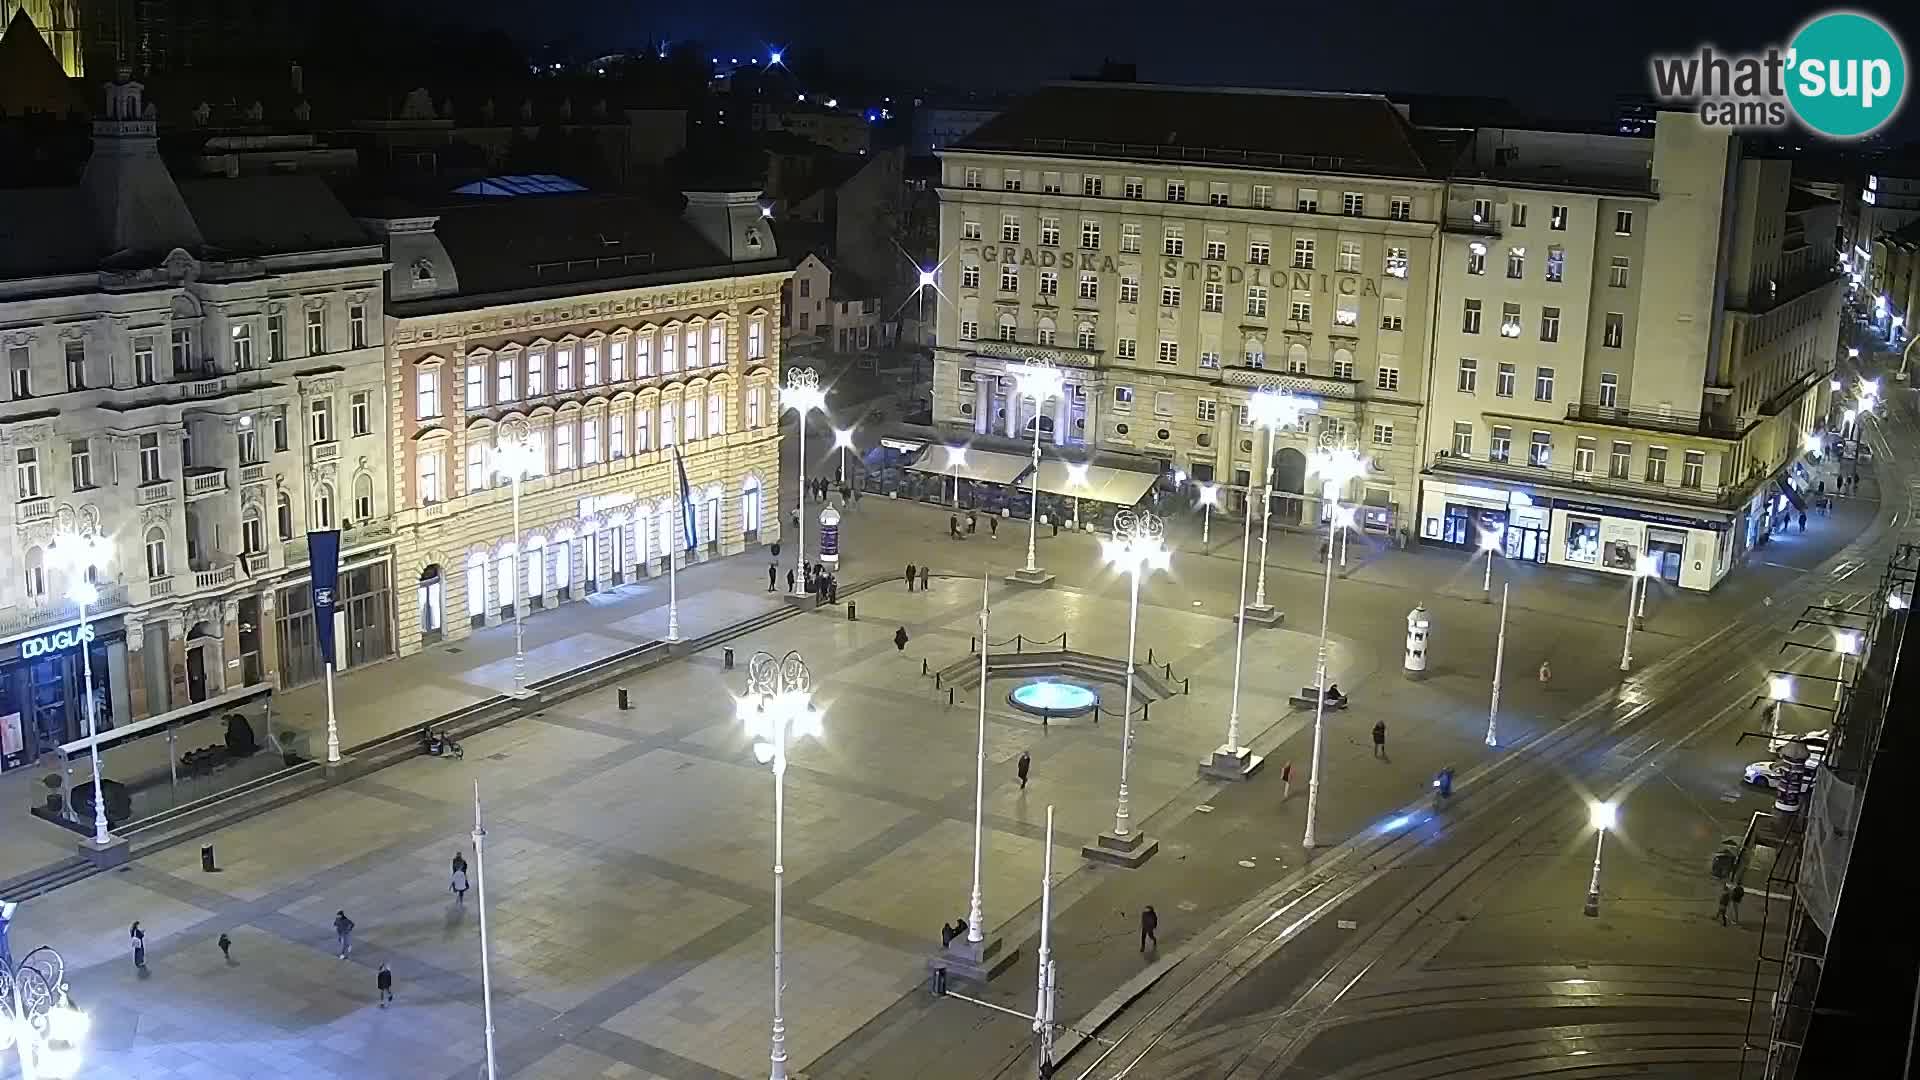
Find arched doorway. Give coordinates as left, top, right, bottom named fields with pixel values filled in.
left=186, top=620, right=221, bottom=702
left=1270, top=447, right=1307, bottom=525
left=418, top=564, right=444, bottom=645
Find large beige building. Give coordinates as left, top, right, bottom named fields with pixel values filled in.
left=931, top=83, right=1445, bottom=532
left=363, top=187, right=788, bottom=657
left=1420, top=112, right=1841, bottom=591
left=0, top=73, right=388, bottom=770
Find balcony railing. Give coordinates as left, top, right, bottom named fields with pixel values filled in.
left=16, top=495, right=53, bottom=523
left=310, top=440, right=340, bottom=463
left=1220, top=366, right=1358, bottom=399
left=184, top=468, right=229, bottom=498
left=185, top=375, right=232, bottom=398
left=149, top=577, right=175, bottom=598
left=240, top=463, right=269, bottom=486
left=194, top=565, right=237, bottom=590
left=1565, top=401, right=1747, bottom=439
left=136, top=481, right=174, bottom=505
left=1444, top=214, right=1502, bottom=236
left=1429, top=451, right=1733, bottom=507
left=0, top=582, right=128, bottom=635
left=282, top=519, right=396, bottom=566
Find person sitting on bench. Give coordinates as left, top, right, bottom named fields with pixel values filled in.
left=1325, top=683, right=1344, bottom=703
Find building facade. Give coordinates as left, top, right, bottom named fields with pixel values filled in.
left=362, top=188, right=788, bottom=658
left=1420, top=113, right=1841, bottom=591
left=0, top=74, right=388, bottom=769
left=930, top=84, right=1444, bottom=531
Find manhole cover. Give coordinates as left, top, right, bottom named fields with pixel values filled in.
left=487, top=753, right=509, bottom=761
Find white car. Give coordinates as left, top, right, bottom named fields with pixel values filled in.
left=1745, top=760, right=1789, bottom=788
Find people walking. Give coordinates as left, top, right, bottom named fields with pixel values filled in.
left=919, top=565, right=930, bottom=591
left=218, top=932, right=232, bottom=962
left=1139, top=906, right=1159, bottom=952
left=1372, top=721, right=1387, bottom=759
left=786, top=568, right=796, bottom=594
left=130, top=922, right=146, bottom=969
left=988, top=516, right=999, bottom=538
left=1717, top=885, right=1732, bottom=926
left=1729, top=883, right=1744, bottom=925
left=1798, top=511, right=1807, bottom=533
left=377, top=963, right=394, bottom=1006
left=967, top=511, right=978, bottom=535
left=950, top=514, right=961, bottom=539
left=768, top=562, right=778, bottom=592
left=1017, top=750, right=1031, bottom=789
left=451, top=865, right=470, bottom=902
left=894, top=626, right=910, bottom=653
left=333, top=911, right=355, bottom=959
left=906, top=563, right=917, bottom=592
left=1538, top=660, right=1552, bottom=685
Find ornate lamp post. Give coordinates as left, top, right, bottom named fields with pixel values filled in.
left=1065, top=461, right=1089, bottom=531
left=1583, top=800, right=1618, bottom=917
left=1010, top=361, right=1065, bottom=582
left=944, top=445, right=968, bottom=509
left=492, top=421, right=542, bottom=689
left=1618, top=554, right=1659, bottom=672
left=1, top=944, right=88, bottom=1079
left=832, top=427, right=856, bottom=487
left=1479, top=528, right=1503, bottom=600
left=1246, top=391, right=1317, bottom=622
left=1085, top=510, right=1168, bottom=867
left=1196, top=483, right=1219, bottom=546
left=782, top=369, right=826, bottom=594
left=739, top=650, right=824, bottom=1080
left=1204, top=470, right=1263, bottom=781
left=47, top=532, right=112, bottom=847
left=1301, top=444, right=1367, bottom=850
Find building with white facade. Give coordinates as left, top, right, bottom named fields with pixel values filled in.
left=931, top=83, right=1446, bottom=532
left=0, top=72, right=389, bottom=770
left=1419, top=111, right=1842, bottom=591
left=360, top=185, right=788, bottom=657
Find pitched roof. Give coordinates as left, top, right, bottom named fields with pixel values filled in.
left=0, top=9, right=83, bottom=116
left=176, top=175, right=373, bottom=256
left=956, top=82, right=1439, bottom=179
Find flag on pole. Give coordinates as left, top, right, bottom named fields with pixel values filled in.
left=309, top=529, right=342, bottom=665
left=674, top=445, right=698, bottom=552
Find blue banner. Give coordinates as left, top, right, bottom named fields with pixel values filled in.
left=309, top=529, right=342, bottom=666
left=674, top=446, right=698, bottom=552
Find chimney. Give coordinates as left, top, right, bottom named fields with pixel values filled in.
left=682, top=190, right=776, bottom=263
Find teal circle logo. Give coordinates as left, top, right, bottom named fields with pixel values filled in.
left=1787, top=11, right=1907, bottom=138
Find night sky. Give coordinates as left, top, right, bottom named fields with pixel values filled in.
left=431, top=0, right=1918, bottom=138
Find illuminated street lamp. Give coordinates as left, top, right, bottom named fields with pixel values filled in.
left=782, top=369, right=827, bottom=595
left=1619, top=554, right=1659, bottom=672
left=1834, top=630, right=1860, bottom=703
left=1486, top=582, right=1510, bottom=749
left=832, top=427, right=856, bottom=487
left=47, top=532, right=113, bottom=844
left=1096, top=511, right=1169, bottom=860
left=1890, top=592, right=1910, bottom=611
left=1207, top=474, right=1262, bottom=781
left=739, top=650, right=824, bottom=1080
left=1065, top=462, right=1089, bottom=531
left=944, top=445, right=968, bottom=509
left=1803, top=432, right=1822, bottom=458
left=1010, top=361, right=1066, bottom=578
left=2, top=943, right=89, bottom=1079
left=1583, top=800, right=1618, bottom=917
left=1479, top=527, right=1503, bottom=600
left=492, top=425, right=546, bottom=670
left=1246, top=391, right=1318, bottom=614
left=1302, top=499, right=1358, bottom=850
left=1196, top=482, right=1219, bottom=546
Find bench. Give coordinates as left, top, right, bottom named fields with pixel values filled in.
left=1288, top=686, right=1348, bottom=711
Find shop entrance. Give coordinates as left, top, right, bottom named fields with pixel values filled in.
left=1503, top=507, right=1550, bottom=563
left=185, top=621, right=219, bottom=703
left=1271, top=448, right=1307, bottom=525
left=1442, top=503, right=1506, bottom=548
left=1647, top=529, right=1687, bottom=584
left=417, top=564, right=444, bottom=646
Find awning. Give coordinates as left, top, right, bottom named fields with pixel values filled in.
left=906, top=447, right=1033, bottom=487
left=1030, top=460, right=1158, bottom=507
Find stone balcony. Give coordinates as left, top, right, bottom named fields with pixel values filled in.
left=184, top=467, right=229, bottom=499
left=16, top=494, right=54, bottom=524
left=136, top=481, right=174, bottom=506
left=0, top=582, right=129, bottom=636
left=1219, top=365, right=1359, bottom=400
left=310, top=440, right=340, bottom=464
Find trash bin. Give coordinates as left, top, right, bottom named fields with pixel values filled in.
left=724, top=646, right=735, bottom=669
left=617, top=688, right=631, bottom=711
left=201, top=844, right=217, bottom=872
left=848, top=601, right=857, bottom=621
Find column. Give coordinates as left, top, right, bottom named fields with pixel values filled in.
left=166, top=618, right=189, bottom=707
left=974, top=379, right=989, bottom=435
left=123, top=614, right=149, bottom=721
left=540, top=544, right=557, bottom=608
left=1005, top=392, right=1019, bottom=437
left=1054, top=392, right=1069, bottom=446
left=220, top=599, right=243, bottom=696
left=259, top=589, right=282, bottom=687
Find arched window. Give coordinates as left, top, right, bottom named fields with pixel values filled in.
left=24, top=546, right=46, bottom=599
left=741, top=476, right=763, bottom=534
left=312, top=483, right=335, bottom=529
left=242, top=504, right=265, bottom=554
left=998, top=311, right=1018, bottom=341
left=1244, top=337, right=1266, bottom=369
left=353, top=472, right=374, bottom=521
left=466, top=551, right=487, bottom=621
left=708, top=320, right=724, bottom=366
left=145, top=527, right=168, bottom=579
left=1286, top=342, right=1309, bottom=374
left=1037, top=315, right=1057, bottom=346
left=276, top=491, right=293, bottom=539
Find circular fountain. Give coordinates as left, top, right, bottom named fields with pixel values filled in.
left=1008, top=679, right=1100, bottom=720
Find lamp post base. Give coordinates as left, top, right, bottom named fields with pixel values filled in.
left=1240, top=603, right=1285, bottom=626
left=783, top=591, right=820, bottom=611
left=78, top=833, right=131, bottom=867
left=926, top=935, right=1019, bottom=983
left=324, top=755, right=357, bottom=775
left=1584, top=891, right=1601, bottom=917
left=1200, top=745, right=1265, bottom=781
left=504, top=687, right=539, bottom=701
left=1083, top=829, right=1160, bottom=868
left=1005, top=568, right=1056, bottom=587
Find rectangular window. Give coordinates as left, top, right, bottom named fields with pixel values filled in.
left=134, top=335, right=158, bottom=385
left=15, top=448, right=40, bottom=499
left=1081, top=220, right=1101, bottom=249
left=1372, top=423, right=1394, bottom=446
left=1682, top=450, right=1705, bottom=489
left=1490, top=426, right=1511, bottom=462
left=1158, top=341, right=1179, bottom=365
left=1001, top=215, right=1020, bottom=243
left=349, top=303, right=368, bottom=349
left=7, top=347, right=29, bottom=399
left=1036, top=323, right=1055, bottom=346
left=1529, top=430, right=1551, bottom=467
left=1289, top=297, right=1312, bottom=323
left=466, top=443, right=487, bottom=492
left=1121, top=223, right=1141, bottom=253
left=636, top=335, right=654, bottom=376
left=1153, top=391, right=1175, bottom=417
left=1381, top=299, right=1405, bottom=331
left=683, top=328, right=701, bottom=371
left=497, top=355, right=516, bottom=401
left=1342, top=191, right=1365, bottom=216
left=1332, top=354, right=1354, bottom=380
left=748, top=319, right=765, bottom=360
left=1452, top=421, right=1473, bottom=457
left=309, top=397, right=333, bottom=443
left=661, top=332, right=678, bottom=372
left=139, top=433, right=162, bottom=483
left=1001, top=265, right=1020, bottom=292
left=963, top=264, right=980, bottom=288
left=1042, top=173, right=1062, bottom=194
left=1384, top=246, right=1408, bottom=278
left=1609, top=256, right=1630, bottom=288
left=1078, top=273, right=1098, bottom=300
left=305, top=308, right=324, bottom=354
left=1507, top=247, right=1525, bottom=278
left=1199, top=350, right=1220, bottom=369
left=418, top=449, right=442, bottom=503
left=1124, top=177, right=1144, bottom=199
left=1390, top=195, right=1412, bottom=221
left=1040, top=216, right=1060, bottom=246
left=1599, top=372, right=1619, bottom=407
left=1339, top=240, right=1361, bottom=272
left=273, top=407, right=288, bottom=452
left=1541, top=306, right=1561, bottom=342
left=415, top=369, right=440, bottom=419
left=708, top=392, right=724, bottom=437
left=1162, top=285, right=1181, bottom=308
left=1165, top=179, right=1186, bottom=203
left=466, top=362, right=486, bottom=408
left=1196, top=398, right=1217, bottom=422
left=583, top=418, right=600, bottom=464
left=1603, top=313, right=1624, bottom=349
left=1293, top=238, right=1315, bottom=269
left=1534, top=366, right=1555, bottom=401
left=608, top=339, right=625, bottom=381
left=1496, top=362, right=1516, bottom=397
left=1546, top=246, right=1565, bottom=282
left=962, top=221, right=982, bottom=240
left=1467, top=242, right=1486, bottom=275
left=353, top=390, right=372, bottom=436
left=528, top=349, right=547, bottom=394
left=1376, top=365, right=1400, bottom=392
left=1204, top=282, right=1223, bottom=312
left=1252, top=185, right=1272, bottom=208
left=1645, top=446, right=1667, bottom=483
left=1458, top=357, right=1478, bottom=393
left=1163, top=226, right=1184, bottom=257
left=1079, top=326, right=1098, bottom=350
left=1550, top=204, right=1568, bottom=230
left=964, top=167, right=981, bottom=189
left=1473, top=198, right=1493, bottom=223
left=1249, top=241, right=1271, bottom=265
left=267, top=314, right=285, bottom=361
left=1003, top=171, right=1022, bottom=191
left=170, top=327, right=192, bottom=373
left=223, top=325, right=250, bottom=372
left=1246, top=286, right=1268, bottom=317
left=1501, top=302, right=1522, bottom=337
left=1039, top=271, right=1059, bottom=297
left=1463, top=299, right=1482, bottom=334
left=610, top=412, right=627, bottom=457
left=70, top=438, right=92, bottom=489
left=1297, top=189, right=1318, bottom=213
left=1117, top=338, right=1136, bottom=360
left=999, top=319, right=1017, bottom=342
left=583, top=344, right=600, bottom=385
left=960, top=321, right=978, bottom=341
left=637, top=408, right=651, bottom=450
left=1609, top=441, right=1631, bottom=479
left=1575, top=437, right=1596, bottom=474
left=1614, top=210, right=1634, bottom=235
left=1334, top=298, right=1358, bottom=327
left=552, top=422, right=573, bottom=470
left=1208, top=183, right=1229, bottom=207
left=1205, top=240, right=1226, bottom=261
left=1083, top=175, right=1103, bottom=197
